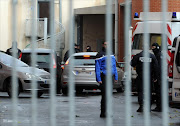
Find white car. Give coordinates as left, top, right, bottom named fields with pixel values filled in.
left=61, top=52, right=124, bottom=95
left=0, top=52, right=51, bottom=97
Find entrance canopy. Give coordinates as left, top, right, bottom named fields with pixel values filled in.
left=74, top=4, right=115, bottom=15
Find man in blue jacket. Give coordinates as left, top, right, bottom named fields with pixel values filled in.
left=95, top=41, right=118, bottom=118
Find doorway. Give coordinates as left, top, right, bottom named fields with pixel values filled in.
left=38, top=1, right=50, bottom=34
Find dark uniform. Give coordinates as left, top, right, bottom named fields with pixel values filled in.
left=131, top=51, right=159, bottom=112
left=63, top=44, right=80, bottom=62
left=86, top=45, right=92, bottom=52
left=152, top=43, right=162, bottom=112
left=6, top=42, right=21, bottom=59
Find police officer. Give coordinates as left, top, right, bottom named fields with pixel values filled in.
left=86, top=45, right=92, bottom=52
left=95, top=41, right=118, bottom=118
left=63, top=43, right=80, bottom=62
left=6, top=41, right=21, bottom=58
left=151, top=43, right=162, bottom=112
left=131, top=50, right=159, bottom=112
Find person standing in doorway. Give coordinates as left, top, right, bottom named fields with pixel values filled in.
left=95, top=41, right=118, bottom=118
left=86, top=45, right=92, bottom=52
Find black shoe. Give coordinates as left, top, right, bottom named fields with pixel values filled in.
left=100, top=113, right=106, bottom=118
left=151, top=107, right=162, bottom=112
left=137, top=106, right=143, bottom=112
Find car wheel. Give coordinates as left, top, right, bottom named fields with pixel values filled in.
left=37, top=92, right=43, bottom=98
left=7, top=81, right=20, bottom=98
left=62, top=88, right=68, bottom=95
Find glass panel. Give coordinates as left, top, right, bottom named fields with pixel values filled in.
left=21, top=53, right=51, bottom=65
left=0, top=52, right=28, bottom=67
left=132, top=34, right=162, bottom=49
left=176, top=43, right=180, bottom=66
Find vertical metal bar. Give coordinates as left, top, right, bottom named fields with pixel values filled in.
left=106, top=0, right=113, bottom=125
left=114, top=0, right=118, bottom=60
left=59, top=0, right=62, bottom=24
left=68, top=0, right=75, bottom=126
left=161, top=0, right=169, bottom=126
left=31, top=0, right=38, bottom=126
left=59, top=0, right=62, bottom=58
left=50, top=0, right=56, bottom=126
left=11, top=0, right=18, bottom=126
left=44, top=18, right=48, bottom=45
left=124, top=0, right=132, bottom=126
left=143, top=0, right=150, bottom=126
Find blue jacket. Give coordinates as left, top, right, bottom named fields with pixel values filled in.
left=95, top=55, right=118, bottom=82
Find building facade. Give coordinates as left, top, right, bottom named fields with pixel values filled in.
left=0, top=0, right=106, bottom=59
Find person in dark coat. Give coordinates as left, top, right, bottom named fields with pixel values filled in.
left=6, top=41, right=21, bottom=59
left=96, top=42, right=106, bottom=58
left=86, top=45, right=92, bottom=52
left=131, top=50, right=159, bottom=112
left=151, top=42, right=162, bottom=112
left=63, top=43, right=80, bottom=62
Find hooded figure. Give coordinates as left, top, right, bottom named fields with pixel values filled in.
left=151, top=42, right=162, bottom=112
left=86, top=45, right=92, bottom=52
left=63, top=43, right=80, bottom=62
left=151, top=43, right=161, bottom=66
left=6, top=41, right=21, bottom=58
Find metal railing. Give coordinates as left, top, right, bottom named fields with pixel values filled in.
left=25, top=19, right=65, bottom=54
left=8, top=0, right=170, bottom=126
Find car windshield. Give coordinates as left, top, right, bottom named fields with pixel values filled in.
left=0, top=52, right=28, bottom=67
left=21, top=53, right=51, bottom=65
left=132, top=34, right=162, bottom=50
left=70, top=56, right=96, bottom=66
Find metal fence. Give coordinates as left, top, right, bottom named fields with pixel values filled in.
left=6, top=0, right=170, bottom=126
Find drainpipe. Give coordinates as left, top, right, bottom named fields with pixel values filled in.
left=115, top=0, right=118, bottom=60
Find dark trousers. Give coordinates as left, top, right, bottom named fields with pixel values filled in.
left=100, top=73, right=113, bottom=114
left=136, top=76, right=152, bottom=106
left=154, top=80, right=161, bottom=108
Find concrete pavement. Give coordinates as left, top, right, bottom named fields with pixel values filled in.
left=0, top=91, right=180, bottom=126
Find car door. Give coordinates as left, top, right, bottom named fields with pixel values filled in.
left=172, top=39, right=180, bottom=102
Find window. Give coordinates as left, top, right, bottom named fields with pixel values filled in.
left=69, top=56, right=96, bottom=66
left=132, top=34, right=162, bottom=50
left=175, top=43, right=180, bottom=66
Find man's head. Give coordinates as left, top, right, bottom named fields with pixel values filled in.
left=74, top=43, right=78, bottom=49
left=86, top=45, right=91, bottom=52
left=102, top=41, right=107, bottom=49
left=87, top=45, right=90, bottom=49
left=152, top=43, right=160, bottom=54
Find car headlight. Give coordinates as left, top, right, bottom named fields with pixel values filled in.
left=25, top=73, right=41, bottom=80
